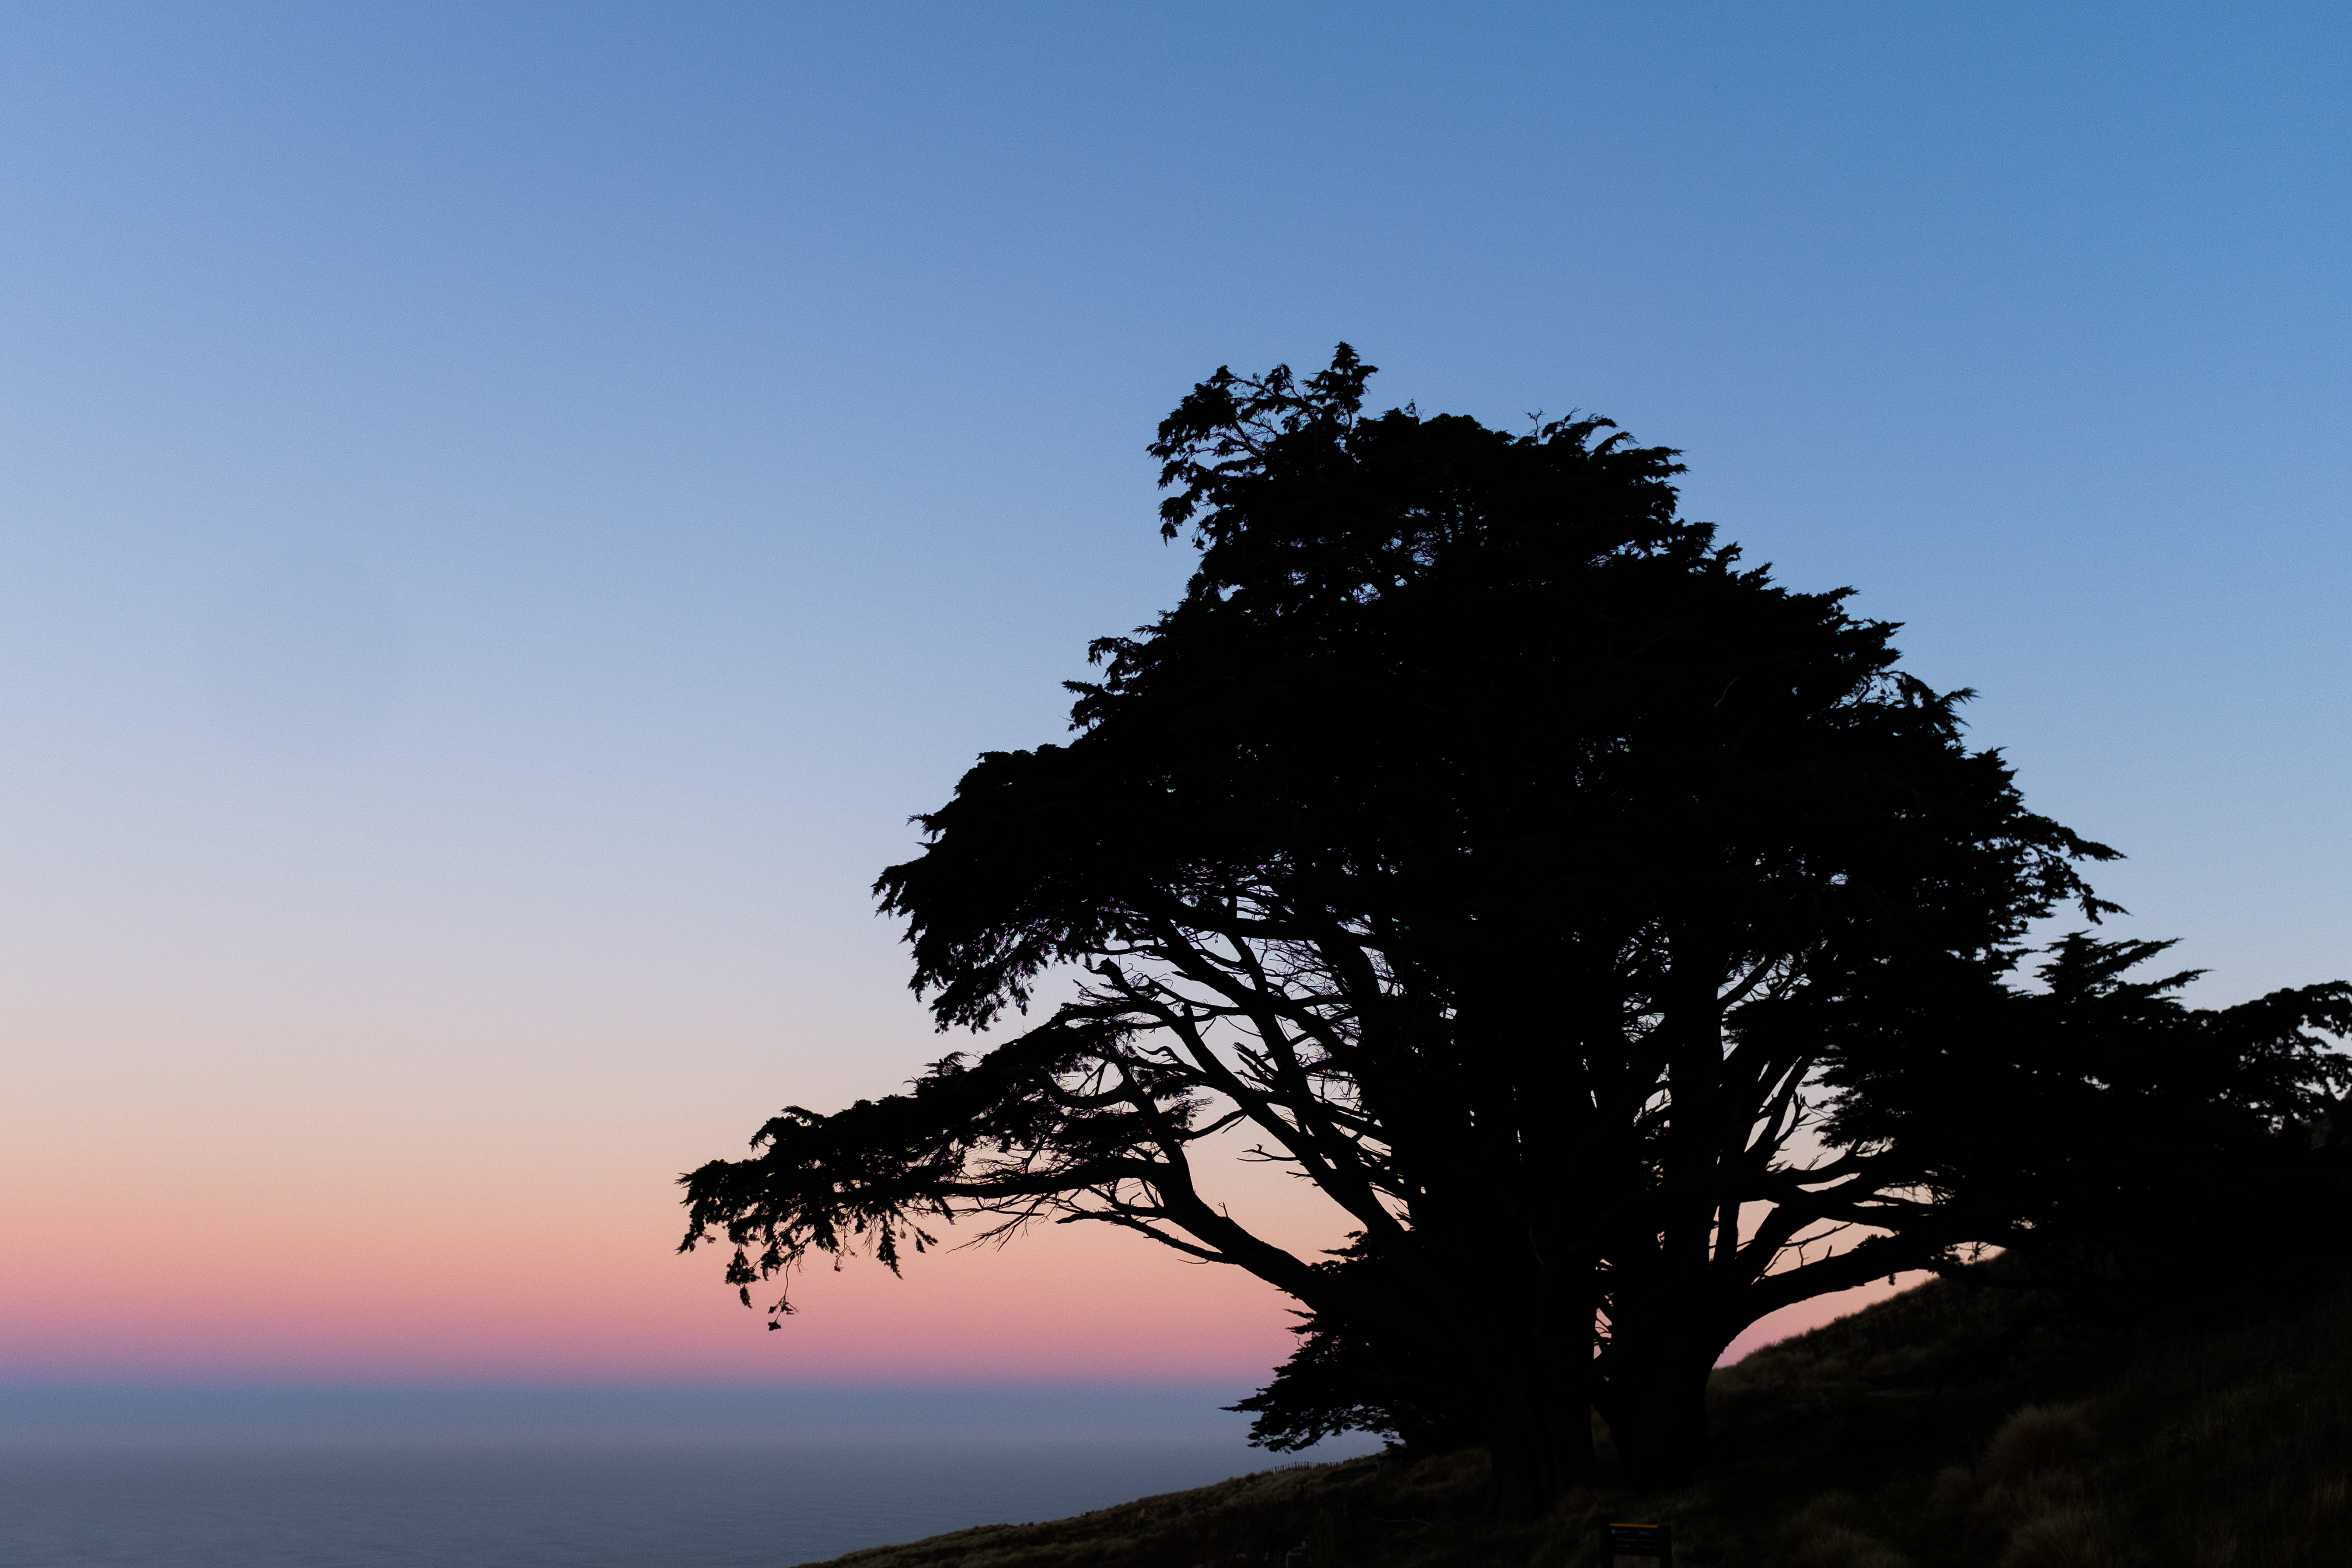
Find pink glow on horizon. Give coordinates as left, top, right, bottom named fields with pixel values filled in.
left=0, top=1015, right=1344, bottom=1384
left=1, top=1185, right=1323, bottom=1383
left=3, top=1001, right=1928, bottom=1389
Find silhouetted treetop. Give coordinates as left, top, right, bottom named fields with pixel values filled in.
left=879, top=345, right=2111, bottom=1037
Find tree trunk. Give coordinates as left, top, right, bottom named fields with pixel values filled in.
left=1595, top=1322, right=1718, bottom=1488
left=1473, top=1341, right=1595, bottom=1519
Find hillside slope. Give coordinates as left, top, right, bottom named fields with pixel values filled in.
left=804, top=1268, right=2352, bottom=1567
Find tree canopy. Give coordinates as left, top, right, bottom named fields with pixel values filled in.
left=677, top=347, right=2294, bottom=1511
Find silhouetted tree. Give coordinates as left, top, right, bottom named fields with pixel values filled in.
left=681, top=348, right=2116, bottom=1509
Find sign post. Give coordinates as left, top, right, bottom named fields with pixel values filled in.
left=1608, top=1521, right=1674, bottom=1567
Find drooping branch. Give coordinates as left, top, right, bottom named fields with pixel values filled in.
left=679, top=1016, right=1199, bottom=1311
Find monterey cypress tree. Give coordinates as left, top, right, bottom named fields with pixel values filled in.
left=684, top=348, right=2135, bottom=1509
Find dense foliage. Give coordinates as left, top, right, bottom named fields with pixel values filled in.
left=679, top=348, right=2307, bottom=1510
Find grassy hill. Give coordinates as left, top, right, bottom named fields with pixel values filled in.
left=803, top=1265, right=2352, bottom=1567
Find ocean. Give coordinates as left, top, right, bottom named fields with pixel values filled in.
left=0, top=1387, right=1380, bottom=1567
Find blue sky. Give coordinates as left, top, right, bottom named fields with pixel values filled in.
left=1, top=2, right=2347, bottom=1387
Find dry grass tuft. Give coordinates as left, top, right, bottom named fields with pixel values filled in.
left=1778, top=1492, right=1909, bottom=1568
left=2191, top=1527, right=2240, bottom=1568
left=1927, top=1464, right=1975, bottom=1517
left=1919, top=1399, right=2109, bottom=1564
left=1979, top=1471, right=2091, bottom=1533
left=1998, top=1503, right=2108, bottom=1568
left=1979, top=1404, right=2094, bottom=1490
left=1785, top=1524, right=1910, bottom=1568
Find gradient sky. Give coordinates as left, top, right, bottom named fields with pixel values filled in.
left=2, top=2, right=2349, bottom=1392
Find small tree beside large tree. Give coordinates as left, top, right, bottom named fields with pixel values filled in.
left=679, top=348, right=2282, bottom=1512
